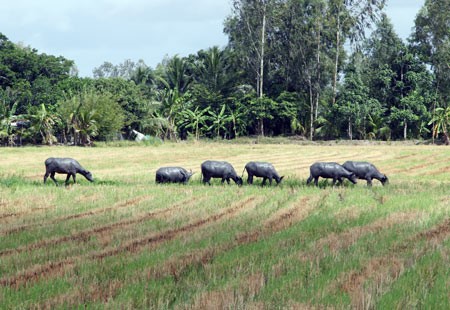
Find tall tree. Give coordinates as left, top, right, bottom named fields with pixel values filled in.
left=411, top=0, right=450, bottom=143
left=328, top=0, right=386, bottom=105
left=274, top=0, right=334, bottom=140
left=364, top=14, right=434, bottom=140
left=225, top=0, right=280, bottom=135
left=337, top=53, right=382, bottom=140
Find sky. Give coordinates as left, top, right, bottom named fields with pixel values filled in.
left=0, top=0, right=424, bottom=77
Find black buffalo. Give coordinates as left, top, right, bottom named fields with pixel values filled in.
left=155, top=167, right=194, bottom=184
left=201, top=160, right=243, bottom=186
left=342, top=161, right=388, bottom=186
left=44, top=157, right=93, bottom=186
left=244, top=161, right=284, bottom=185
left=306, top=162, right=357, bottom=186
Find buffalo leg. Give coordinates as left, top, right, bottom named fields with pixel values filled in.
left=269, top=177, right=273, bottom=185
left=50, top=172, right=58, bottom=186
left=65, top=174, right=71, bottom=186
left=262, top=177, right=267, bottom=186
left=44, top=172, right=49, bottom=184
left=247, top=174, right=253, bottom=185
left=366, top=178, right=373, bottom=186
left=314, top=177, right=319, bottom=186
left=306, top=175, right=313, bottom=185
left=202, top=177, right=211, bottom=185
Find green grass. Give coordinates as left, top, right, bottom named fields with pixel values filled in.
left=0, top=142, right=449, bottom=308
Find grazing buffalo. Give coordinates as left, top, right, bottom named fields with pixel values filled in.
left=244, top=161, right=284, bottom=186
left=306, top=162, right=357, bottom=186
left=201, top=160, right=243, bottom=186
left=342, top=161, right=388, bottom=186
left=155, top=167, right=194, bottom=184
left=44, top=157, right=93, bottom=186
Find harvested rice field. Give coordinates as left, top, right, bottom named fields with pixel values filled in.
left=0, top=141, right=449, bottom=308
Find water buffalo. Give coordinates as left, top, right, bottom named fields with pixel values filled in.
left=306, top=162, right=357, bottom=186
left=155, top=167, right=194, bottom=184
left=201, top=160, right=243, bottom=186
left=342, top=161, right=388, bottom=186
left=244, top=161, right=284, bottom=186
left=44, top=157, right=93, bottom=186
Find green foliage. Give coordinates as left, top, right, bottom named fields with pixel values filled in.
left=428, top=106, right=450, bottom=144
left=206, top=104, right=231, bottom=139
left=178, top=106, right=210, bottom=140
left=1, top=0, right=450, bottom=145
left=57, top=89, right=124, bottom=145
left=28, top=104, right=58, bottom=145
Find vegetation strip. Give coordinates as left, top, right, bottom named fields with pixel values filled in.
left=0, top=206, right=55, bottom=221
left=0, top=196, right=193, bottom=257
left=0, top=259, right=76, bottom=288
left=339, top=218, right=450, bottom=308
left=0, top=195, right=153, bottom=236
left=64, top=194, right=313, bottom=307
left=91, top=196, right=259, bottom=260
left=300, top=211, right=423, bottom=262
left=148, top=195, right=313, bottom=280
left=0, top=197, right=257, bottom=288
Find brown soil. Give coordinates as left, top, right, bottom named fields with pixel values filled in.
left=0, top=259, right=75, bottom=288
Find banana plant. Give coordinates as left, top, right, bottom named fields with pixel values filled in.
left=178, top=106, right=210, bottom=140
left=0, top=100, right=24, bottom=146
left=207, top=104, right=231, bottom=139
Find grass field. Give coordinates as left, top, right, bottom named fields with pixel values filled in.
left=0, top=141, right=449, bottom=309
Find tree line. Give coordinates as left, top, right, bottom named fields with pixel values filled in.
left=1, top=0, right=449, bottom=146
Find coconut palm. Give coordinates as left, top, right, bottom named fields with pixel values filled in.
left=73, top=109, right=98, bottom=146
left=429, top=106, right=450, bottom=145
left=29, top=104, right=58, bottom=145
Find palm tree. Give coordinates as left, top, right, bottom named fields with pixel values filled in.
left=29, top=104, right=58, bottom=145
left=163, top=55, right=192, bottom=94
left=73, top=109, right=98, bottom=146
left=196, top=46, right=234, bottom=93
left=157, top=88, right=184, bottom=141
left=429, top=106, right=450, bottom=145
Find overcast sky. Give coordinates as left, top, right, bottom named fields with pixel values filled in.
left=0, top=0, right=424, bottom=77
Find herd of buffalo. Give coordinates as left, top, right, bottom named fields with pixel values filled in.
left=43, top=157, right=388, bottom=187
